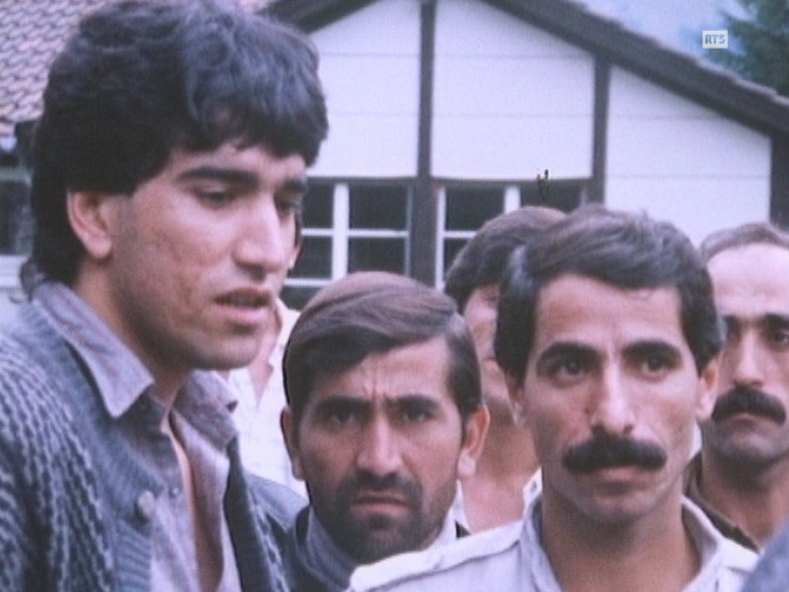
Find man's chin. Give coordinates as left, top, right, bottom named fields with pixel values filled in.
left=708, top=436, right=787, bottom=468
left=337, top=519, right=417, bottom=563
left=349, top=535, right=414, bottom=564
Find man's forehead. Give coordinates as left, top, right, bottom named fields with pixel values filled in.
left=709, top=242, right=789, bottom=278
left=532, top=273, right=686, bottom=343
left=535, top=272, right=682, bottom=306
left=709, top=244, right=789, bottom=307
left=308, top=339, right=453, bottom=399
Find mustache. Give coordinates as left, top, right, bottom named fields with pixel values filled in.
left=563, top=435, right=667, bottom=474
left=338, top=471, right=422, bottom=505
left=711, top=385, right=787, bottom=424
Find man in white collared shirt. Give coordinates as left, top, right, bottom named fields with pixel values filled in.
left=350, top=207, right=757, bottom=592
left=230, top=298, right=306, bottom=498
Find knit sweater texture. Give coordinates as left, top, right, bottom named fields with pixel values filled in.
left=0, top=302, right=289, bottom=592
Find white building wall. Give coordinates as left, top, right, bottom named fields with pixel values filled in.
left=606, top=67, right=771, bottom=244
left=432, top=0, right=595, bottom=179
left=308, top=0, right=421, bottom=177
left=0, top=0, right=779, bottom=321
left=305, top=0, right=773, bottom=247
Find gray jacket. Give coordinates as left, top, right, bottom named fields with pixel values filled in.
left=741, top=520, right=789, bottom=592
left=0, top=302, right=291, bottom=592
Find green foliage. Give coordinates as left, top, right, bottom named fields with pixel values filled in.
left=705, top=0, right=789, bottom=96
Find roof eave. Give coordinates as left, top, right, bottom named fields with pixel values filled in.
left=266, top=0, right=789, bottom=138
left=488, top=0, right=789, bottom=137
left=266, top=0, right=378, bottom=32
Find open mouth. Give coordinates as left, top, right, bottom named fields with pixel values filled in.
left=213, top=289, right=273, bottom=328
left=216, top=293, right=268, bottom=308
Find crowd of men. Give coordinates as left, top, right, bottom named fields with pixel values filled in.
left=3, top=0, right=789, bottom=591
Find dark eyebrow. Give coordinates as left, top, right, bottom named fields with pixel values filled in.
left=312, top=393, right=369, bottom=414
left=721, top=314, right=739, bottom=327
left=177, top=166, right=260, bottom=188
left=623, top=340, right=682, bottom=364
left=483, top=292, right=499, bottom=306
left=177, top=166, right=309, bottom=199
left=387, top=394, right=442, bottom=413
left=316, top=393, right=367, bottom=407
left=535, top=341, right=598, bottom=371
left=764, top=314, right=789, bottom=330
left=721, top=314, right=740, bottom=334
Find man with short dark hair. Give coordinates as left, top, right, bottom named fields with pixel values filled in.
left=444, top=206, right=563, bottom=531
left=685, top=222, right=789, bottom=550
left=279, top=271, right=489, bottom=592
left=350, top=207, right=756, bottom=592
left=0, top=1, right=327, bottom=590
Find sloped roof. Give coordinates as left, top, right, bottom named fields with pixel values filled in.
left=0, top=0, right=106, bottom=137
left=0, top=0, right=270, bottom=139
left=267, top=0, right=789, bottom=138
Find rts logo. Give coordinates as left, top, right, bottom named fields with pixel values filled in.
left=703, top=30, right=728, bottom=49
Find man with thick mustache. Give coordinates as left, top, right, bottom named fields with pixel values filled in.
left=349, top=207, right=756, bottom=592
left=685, top=222, right=789, bottom=550
left=277, top=272, right=489, bottom=592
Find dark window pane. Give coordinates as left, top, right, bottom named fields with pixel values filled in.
left=442, top=238, right=469, bottom=276
left=520, top=179, right=585, bottom=213
left=304, top=183, right=333, bottom=228
left=281, top=285, right=321, bottom=311
left=0, top=179, right=31, bottom=254
left=292, top=236, right=332, bottom=278
left=445, top=187, right=502, bottom=231
left=349, top=185, right=407, bottom=229
left=348, top=238, right=406, bottom=273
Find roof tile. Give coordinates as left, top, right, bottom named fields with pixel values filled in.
left=0, top=0, right=272, bottom=137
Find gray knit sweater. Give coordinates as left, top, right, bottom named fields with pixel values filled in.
left=0, top=302, right=289, bottom=592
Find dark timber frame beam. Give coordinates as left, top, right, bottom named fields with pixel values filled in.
left=410, top=0, right=438, bottom=284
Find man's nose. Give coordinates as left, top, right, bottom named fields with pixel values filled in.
left=234, top=197, right=291, bottom=273
left=588, top=367, right=636, bottom=437
left=356, top=419, right=402, bottom=477
left=728, top=333, right=765, bottom=389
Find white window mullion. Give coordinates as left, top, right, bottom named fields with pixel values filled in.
left=332, top=183, right=350, bottom=280
left=435, top=186, right=447, bottom=289
left=503, top=185, right=520, bottom=212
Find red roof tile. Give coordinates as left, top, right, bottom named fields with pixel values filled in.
left=0, top=0, right=104, bottom=136
left=0, top=0, right=271, bottom=137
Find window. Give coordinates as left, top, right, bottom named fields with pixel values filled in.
left=437, top=178, right=586, bottom=284
left=519, top=176, right=587, bottom=213
left=282, top=181, right=411, bottom=309
left=0, top=173, right=31, bottom=256
left=348, top=184, right=408, bottom=274
left=283, top=176, right=586, bottom=309
left=281, top=183, right=333, bottom=309
left=440, top=185, right=508, bottom=282
left=0, top=167, right=31, bottom=317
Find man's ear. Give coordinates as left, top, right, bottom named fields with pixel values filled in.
left=66, top=190, right=119, bottom=260
left=457, top=404, right=490, bottom=479
left=280, top=407, right=304, bottom=480
left=695, top=354, right=720, bottom=423
left=288, top=242, right=302, bottom=271
left=506, top=373, right=528, bottom=428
